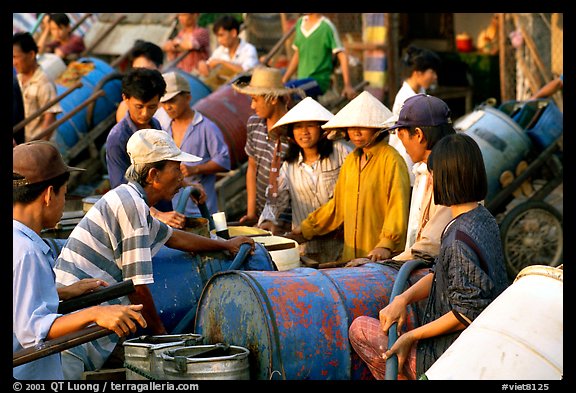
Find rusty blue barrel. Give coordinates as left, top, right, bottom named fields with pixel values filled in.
left=148, top=243, right=276, bottom=334
left=53, top=57, right=122, bottom=153
left=193, top=84, right=253, bottom=169
left=194, top=263, right=429, bottom=380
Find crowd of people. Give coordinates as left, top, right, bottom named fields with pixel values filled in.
left=14, top=12, right=523, bottom=381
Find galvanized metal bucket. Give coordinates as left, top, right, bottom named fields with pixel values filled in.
left=123, top=333, right=203, bottom=380
left=161, top=344, right=250, bottom=380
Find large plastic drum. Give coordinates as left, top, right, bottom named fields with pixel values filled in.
left=454, top=105, right=533, bottom=204
left=53, top=57, right=122, bottom=153
left=194, top=263, right=429, bottom=380
left=193, top=84, right=253, bottom=169
left=424, top=265, right=563, bottom=380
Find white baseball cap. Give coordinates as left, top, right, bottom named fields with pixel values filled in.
left=127, top=129, right=201, bottom=165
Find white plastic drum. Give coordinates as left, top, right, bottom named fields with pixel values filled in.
left=424, top=265, right=563, bottom=380
left=37, top=53, right=66, bottom=82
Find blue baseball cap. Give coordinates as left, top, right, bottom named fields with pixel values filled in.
left=387, top=94, right=452, bottom=131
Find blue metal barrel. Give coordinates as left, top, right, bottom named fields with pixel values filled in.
left=53, top=57, right=122, bottom=153
left=454, top=105, right=533, bottom=203
left=194, top=263, right=429, bottom=380
left=148, top=243, right=276, bottom=334
left=175, top=70, right=212, bottom=106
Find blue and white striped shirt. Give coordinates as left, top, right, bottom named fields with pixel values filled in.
left=54, top=181, right=172, bottom=370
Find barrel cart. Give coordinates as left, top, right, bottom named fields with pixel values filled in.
left=454, top=98, right=563, bottom=281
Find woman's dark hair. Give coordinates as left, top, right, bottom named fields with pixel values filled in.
left=402, top=123, right=456, bottom=150
left=122, top=67, right=167, bottom=102
left=13, top=172, right=70, bottom=204
left=284, top=122, right=334, bottom=163
left=402, top=45, right=441, bottom=78
left=428, top=133, right=487, bottom=206
left=130, top=40, right=164, bottom=68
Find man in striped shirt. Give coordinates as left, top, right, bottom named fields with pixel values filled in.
left=54, top=129, right=254, bottom=379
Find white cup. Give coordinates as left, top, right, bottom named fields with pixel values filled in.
left=212, top=212, right=227, bottom=232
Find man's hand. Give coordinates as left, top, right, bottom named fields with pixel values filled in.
left=225, top=236, right=255, bottom=255
left=57, top=278, right=109, bottom=301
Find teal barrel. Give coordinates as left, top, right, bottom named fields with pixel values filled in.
left=175, top=69, right=212, bottom=106
left=194, top=263, right=429, bottom=380
left=53, top=57, right=122, bottom=153
left=454, top=104, right=533, bottom=204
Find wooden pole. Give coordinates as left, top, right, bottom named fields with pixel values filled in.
left=13, top=81, right=83, bottom=134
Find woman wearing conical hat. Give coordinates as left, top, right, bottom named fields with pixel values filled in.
left=258, top=97, right=353, bottom=263
left=286, top=91, right=411, bottom=263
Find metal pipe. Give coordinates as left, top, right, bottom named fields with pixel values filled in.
left=160, top=49, right=192, bottom=73
left=262, top=22, right=297, bottom=66
left=13, top=325, right=112, bottom=367
left=58, top=280, right=135, bottom=314
left=30, top=89, right=105, bottom=142
left=69, top=13, right=93, bottom=34
left=13, top=81, right=83, bottom=134
left=385, top=259, right=429, bottom=380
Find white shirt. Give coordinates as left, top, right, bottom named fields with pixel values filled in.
left=389, top=81, right=425, bottom=186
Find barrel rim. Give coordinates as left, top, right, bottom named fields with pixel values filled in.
left=514, top=264, right=563, bottom=283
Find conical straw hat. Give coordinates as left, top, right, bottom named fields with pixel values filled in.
left=321, top=91, right=394, bottom=129
left=232, top=66, right=301, bottom=98
left=270, top=97, right=334, bottom=132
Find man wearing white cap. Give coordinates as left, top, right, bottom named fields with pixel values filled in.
left=160, top=71, right=231, bottom=217
left=54, top=129, right=254, bottom=379
left=258, top=97, right=352, bottom=263
left=287, top=91, right=411, bottom=264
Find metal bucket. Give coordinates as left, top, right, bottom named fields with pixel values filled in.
left=148, top=243, right=276, bottom=334
left=123, top=333, right=203, bottom=380
left=53, top=57, right=122, bottom=152
left=184, top=217, right=210, bottom=238
left=192, top=84, right=253, bottom=169
left=161, top=344, right=250, bottom=380
left=194, top=263, right=429, bottom=380
left=424, top=265, right=563, bottom=380
left=454, top=105, right=533, bottom=203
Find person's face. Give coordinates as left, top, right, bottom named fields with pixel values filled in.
left=125, top=96, right=160, bottom=127
left=153, top=161, right=185, bottom=200
left=396, top=127, right=428, bottom=163
left=415, top=68, right=438, bottom=90
left=132, top=56, right=158, bottom=70
left=178, top=13, right=198, bottom=28
left=292, top=121, right=322, bottom=149
left=161, top=92, right=191, bottom=119
left=45, top=183, right=68, bottom=229
left=13, top=45, right=35, bottom=74
left=250, top=95, right=276, bottom=120
left=215, top=27, right=236, bottom=49
left=49, top=20, right=70, bottom=41
left=347, top=127, right=377, bottom=148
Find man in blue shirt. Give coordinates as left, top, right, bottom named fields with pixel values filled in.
left=13, top=141, right=147, bottom=380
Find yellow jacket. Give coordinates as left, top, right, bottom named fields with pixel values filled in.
left=301, top=138, right=410, bottom=262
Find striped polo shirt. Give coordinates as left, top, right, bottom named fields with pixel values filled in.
left=53, top=181, right=172, bottom=370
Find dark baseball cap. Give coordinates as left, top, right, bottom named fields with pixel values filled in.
left=387, top=94, right=452, bottom=131
left=13, top=141, right=84, bottom=187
